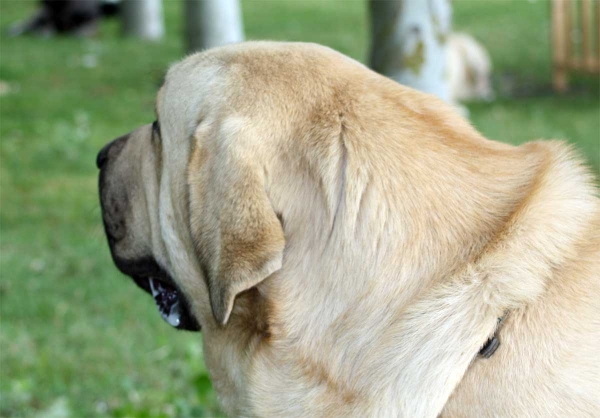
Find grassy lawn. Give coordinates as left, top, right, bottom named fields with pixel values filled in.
left=0, top=1, right=598, bottom=417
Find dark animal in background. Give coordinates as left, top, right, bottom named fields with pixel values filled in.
left=8, top=0, right=120, bottom=37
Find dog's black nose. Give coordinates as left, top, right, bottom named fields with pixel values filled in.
left=96, top=142, right=112, bottom=169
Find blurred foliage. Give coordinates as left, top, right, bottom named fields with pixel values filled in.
left=0, top=0, right=598, bottom=417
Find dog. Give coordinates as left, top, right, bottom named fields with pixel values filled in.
left=447, top=32, right=494, bottom=103
left=97, top=42, right=600, bottom=417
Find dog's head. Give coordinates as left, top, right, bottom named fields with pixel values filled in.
left=97, top=42, right=302, bottom=332
left=98, top=42, right=345, bottom=413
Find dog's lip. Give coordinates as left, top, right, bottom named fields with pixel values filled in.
left=131, top=273, right=201, bottom=331
left=112, top=256, right=201, bottom=331
left=113, top=255, right=169, bottom=282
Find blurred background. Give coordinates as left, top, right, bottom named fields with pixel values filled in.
left=0, top=1, right=598, bottom=417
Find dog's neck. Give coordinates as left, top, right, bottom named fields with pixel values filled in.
left=242, top=137, right=597, bottom=417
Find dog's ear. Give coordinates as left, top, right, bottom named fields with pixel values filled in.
left=189, top=130, right=285, bottom=326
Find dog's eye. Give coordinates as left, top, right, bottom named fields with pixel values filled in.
left=152, top=120, right=161, bottom=139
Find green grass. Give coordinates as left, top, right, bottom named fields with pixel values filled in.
left=0, top=0, right=598, bottom=417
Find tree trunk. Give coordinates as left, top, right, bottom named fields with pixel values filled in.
left=184, top=0, right=244, bottom=54
left=369, top=0, right=452, bottom=102
left=121, top=0, right=164, bottom=40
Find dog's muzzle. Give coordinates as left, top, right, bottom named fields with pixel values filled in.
left=97, top=136, right=201, bottom=332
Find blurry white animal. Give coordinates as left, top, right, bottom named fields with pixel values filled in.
left=447, top=32, right=494, bottom=103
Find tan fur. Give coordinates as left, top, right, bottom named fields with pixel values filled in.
left=100, top=42, right=600, bottom=417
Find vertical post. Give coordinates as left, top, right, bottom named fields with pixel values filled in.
left=597, top=0, right=600, bottom=62
left=582, top=0, right=592, bottom=70
left=552, top=0, right=569, bottom=92
left=368, top=0, right=452, bottom=103
left=184, top=0, right=245, bottom=54
left=121, top=0, right=165, bottom=40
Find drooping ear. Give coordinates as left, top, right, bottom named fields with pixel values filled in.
left=189, top=137, right=285, bottom=326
